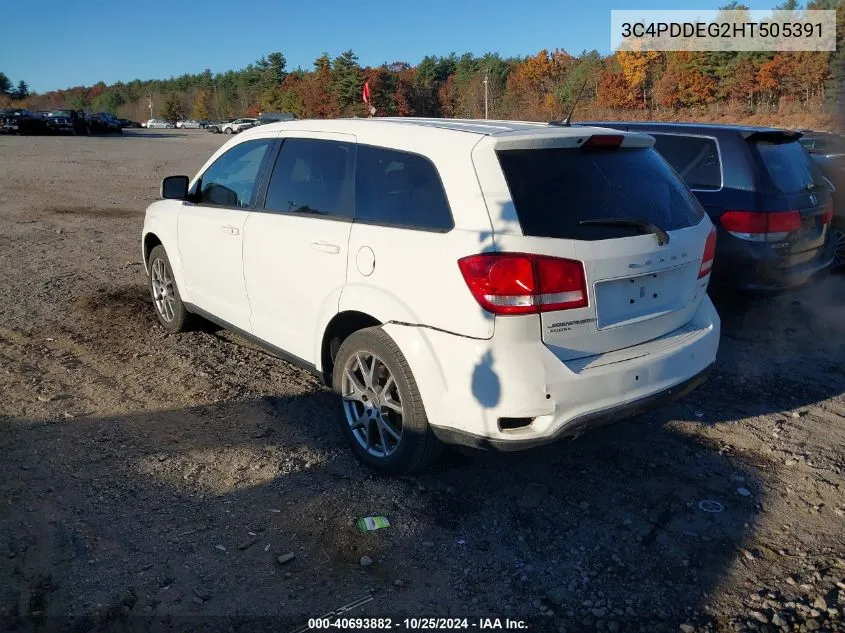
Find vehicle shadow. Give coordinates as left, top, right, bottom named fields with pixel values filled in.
left=0, top=391, right=759, bottom=632
left=123, top=131, right=192, bottom=139
left=697, top=273, right=845, bottom=424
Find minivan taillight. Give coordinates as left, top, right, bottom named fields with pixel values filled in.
left=698, top=227, right=717, bottom=279
left=720, top=210, right=801, bottom=241
left=458, top=253, right=588, bottom=315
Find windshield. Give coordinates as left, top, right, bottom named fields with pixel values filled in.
left=496, top=146, right=704, bottom=241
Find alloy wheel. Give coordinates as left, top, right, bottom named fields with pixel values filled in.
left=150, top=257, right=177, bottom=322
left=341, top=352, right=404, bottom=458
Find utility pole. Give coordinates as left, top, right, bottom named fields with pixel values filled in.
left=148, top=95, right=153, bottom=120
left=483, top=70, right=489, bottom=119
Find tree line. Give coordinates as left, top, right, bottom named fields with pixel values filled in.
left=0, top=73, right=30, bottom=102
left=3, top=1, right=842, bottom=123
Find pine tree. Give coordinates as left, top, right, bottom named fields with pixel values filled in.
left=161, top=93, right=184, bottom=122
left=13, top=80, right=28, bottom=100
left=332, top=50, right=361, bottom=115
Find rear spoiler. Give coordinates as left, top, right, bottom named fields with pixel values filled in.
left=743, top=130, right=803, bottom=144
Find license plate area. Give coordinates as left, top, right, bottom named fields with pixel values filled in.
left=595, top=263, right=696, bottom=330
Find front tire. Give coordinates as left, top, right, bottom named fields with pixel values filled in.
left=332, top=328, right=441, bottom=474
left=148, top=245, right=190, bottom=333
left=223, top=127, right=233, bottom=134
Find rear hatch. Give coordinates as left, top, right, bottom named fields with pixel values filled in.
left=743, top=131, right=833, bottom=267
left=470, top=129, right=713, bottom=361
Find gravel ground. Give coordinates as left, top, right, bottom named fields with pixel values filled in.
left=1, top=130, right=844, bottom=633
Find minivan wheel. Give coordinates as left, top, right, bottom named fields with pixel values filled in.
left=148, top=245, right=189, bottom=333
left=333, top=328, right=441, bottom=474
left=224, top=128, right=233, bottom=134
left=833, top=227, right=845, bottom=271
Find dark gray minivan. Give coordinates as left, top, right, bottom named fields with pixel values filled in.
left=579, top=122, right=836, bottom=291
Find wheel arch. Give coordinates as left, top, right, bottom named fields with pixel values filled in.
left=142, top=232, right=162, bottom=270
left=320, top=310, right=381, bottom=387
left=141, top=223, right=191, bottom=304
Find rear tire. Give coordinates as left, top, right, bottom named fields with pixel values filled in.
left=332, top=327, right=441, bottom=474
left=832, top=227, right=845, bottom=272
left=147, top=245, right=190, bottom=333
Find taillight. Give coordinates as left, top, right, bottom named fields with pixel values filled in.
left=821, top=201, right=834, bottom=224
left=698, top=227, right=717, bottom=279
left=458, top=253, right=588, bottom=315
left=720, top=210, right=801, bottom=242
left=583, top=134, right=623, bottom=149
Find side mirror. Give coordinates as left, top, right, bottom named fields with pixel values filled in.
left=161, top=175, right=190, bottom=200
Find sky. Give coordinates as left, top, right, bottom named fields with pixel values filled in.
left=1, top=0, right=783, bottom=93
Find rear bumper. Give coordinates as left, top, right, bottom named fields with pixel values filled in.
left=384, top=297, right=720, bottom=451
left=433, top=364, right=712, bottom=451
left=710, top=231, right=834, bottom=291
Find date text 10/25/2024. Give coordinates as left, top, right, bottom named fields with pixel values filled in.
left=308, top=618, right=529, bottom=630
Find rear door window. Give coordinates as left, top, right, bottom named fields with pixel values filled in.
left=751, top=140, right=828, bottom=194
left=263, top=137, right=355, bottom=218
left=496, top=147, right=704, bottom=241
left=354, top=145, right=453, bottom=231
left=651, top=134, right=721, bottom=190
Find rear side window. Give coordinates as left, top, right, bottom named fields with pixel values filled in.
left=751, top=140, right=827, bottom=194
left=355, top=145, right=453, bottom=231
left=264, top=138, right=355, bottom=217
left=651, top=134, right=721, bottom=190
left=199, top=138, right=273, bottom=208
left=496, top=147, right=704, bottom=241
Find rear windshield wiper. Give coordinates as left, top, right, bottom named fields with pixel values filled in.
left=580, top=218, right=670, bottom=246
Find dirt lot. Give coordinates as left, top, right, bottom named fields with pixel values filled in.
left=1, top=130, right=844, bottom=633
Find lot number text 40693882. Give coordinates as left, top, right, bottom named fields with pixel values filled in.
left=307, top=617, right=529, bottom=630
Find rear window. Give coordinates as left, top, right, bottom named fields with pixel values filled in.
left=355, top=144, right=453, bottom=231
left=496, top=147, right=704, bottom=241
left=651, top=134, right=721, bottom=190
left=751, top=140, right=827, bottom=194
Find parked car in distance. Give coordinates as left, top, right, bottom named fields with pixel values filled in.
left=142, top=118, right=720, bottom=473
left=221, top=118, right=258, bottom=134
left=799, top=130, right=845, bottom=158
left=176, top=119, right=202, bottom=129
left=254, top=111, right=296, bottom=126
left=145, top=119, right=175, bottom=129
left=118, top=118, right=142, bottom=129
left=579, top=122, right=836, bottom=292
left=0, top=108, right=48, bottom=135
left=807, top=145, right=845, bottom=269
left=206, top=119, right=236, bottom=134
left=86, top=112, right=123, bottom=135
left=45, top=109, right=89, bottom=135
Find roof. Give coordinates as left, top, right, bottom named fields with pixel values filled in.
left=246, top=117, right=637, bottom=139
left=577, top=120, right=793, bottom=136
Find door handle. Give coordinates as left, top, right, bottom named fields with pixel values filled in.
left=311, top=241, right=341, bottom=255
left=220, top=225, right=240, bottom=235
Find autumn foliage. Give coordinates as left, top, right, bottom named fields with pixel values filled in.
left=7, top=5, right=844, bottom=130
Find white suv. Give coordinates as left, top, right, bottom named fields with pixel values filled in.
left=221, top=118, right=258, bottom=134
left=142, top=118, right=720, bottom=473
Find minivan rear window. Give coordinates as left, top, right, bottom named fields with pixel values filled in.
left=651, top=134, right=721, bottom=190
left=751, top=140, right=827, bottom=194
left=496, top=147, right=704, bottom=241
